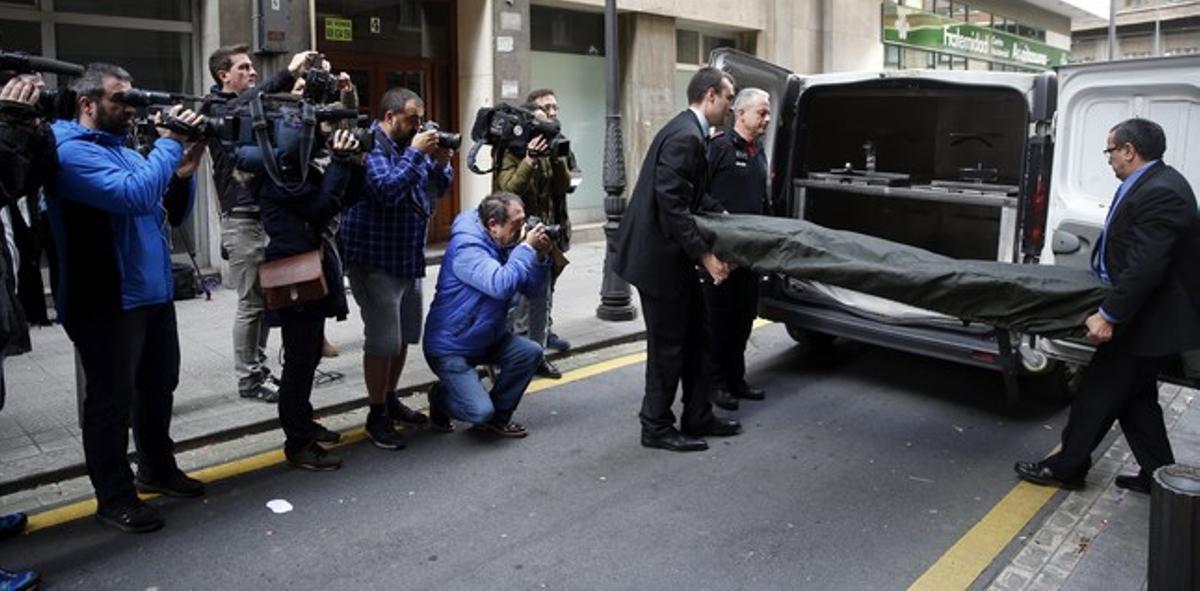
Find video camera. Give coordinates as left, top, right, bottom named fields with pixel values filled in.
left=466, top=103, right=570, bottom=174
left=0, top=49, right=85, bottom=121
left=300, top=52, right=340, bottom=105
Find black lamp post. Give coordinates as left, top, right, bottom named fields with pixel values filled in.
left=596, top=0, right=637, bottom=321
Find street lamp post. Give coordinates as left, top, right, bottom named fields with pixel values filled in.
left=596, top=0, right=637, bottom=321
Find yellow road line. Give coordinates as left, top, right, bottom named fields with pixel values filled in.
left=909, top=445, right=1066, bottom=589
left=22, top=323, right=777, bottom=534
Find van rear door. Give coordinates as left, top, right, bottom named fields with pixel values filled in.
left=1045, top=55, right=1200, bottom=269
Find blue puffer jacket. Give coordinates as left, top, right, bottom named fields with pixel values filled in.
left=47, top=120, right=192, bottom=325
left=424, top=209, right=549, bottom=358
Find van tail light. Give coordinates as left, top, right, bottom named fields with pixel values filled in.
left=1020, top=138, right=1053, bottom=262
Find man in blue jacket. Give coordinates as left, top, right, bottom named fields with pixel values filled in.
left=423, top=192, right=552, bottom=437
left=47, top=63, right=207, bottom=534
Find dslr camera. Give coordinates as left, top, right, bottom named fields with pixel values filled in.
left=419, top=120, right=461, bottom=150
left=525, top=215, right=561, bottom=241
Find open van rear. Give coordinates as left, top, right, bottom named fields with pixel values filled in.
left=711, top=48, right=1200, bottom=402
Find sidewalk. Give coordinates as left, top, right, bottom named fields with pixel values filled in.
left=985, top=382, right=1199, bottom=590
left=0, top=234, right=645, bottom=494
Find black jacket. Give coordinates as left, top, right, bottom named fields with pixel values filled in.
left=613, top=110, right=710, bottom=299
left=705, top=129, right=767, bottom=215
left=203, top=69, right=298, bottom=214
left=1099, top=161, right=1200, bottom=356
left=255, top=157, right=364, bottom=323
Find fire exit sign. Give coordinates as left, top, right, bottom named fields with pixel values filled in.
left=325, top=17, right=353, bottom=42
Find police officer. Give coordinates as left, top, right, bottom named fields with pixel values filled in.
left=703, top=87, right=771, bottom=411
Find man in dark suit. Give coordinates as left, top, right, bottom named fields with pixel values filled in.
left=614, top=67, right=742, bottom=452
left=1015, top=118, right=1200, bottom=493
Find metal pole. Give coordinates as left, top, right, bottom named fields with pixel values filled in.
left=1108, top=0, right=1117, bottom=61
left=596, top=0, right=637, bottom=321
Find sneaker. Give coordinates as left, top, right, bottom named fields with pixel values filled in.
left=536, top=358, right=562, bottom=380
left=286, top=442, right=342, bottom=471
left=239, top=381, right=279, bottom=403
left=546, top=333, right=572, bottom=352
left=386, top=392, right=429, bottom=425
left=427, top=383, right=454, bottom=434
left=312, top=422, right=342, bottom=444
left=0, top=567, right=40, bottom=591
left=0, top=513, right=27, bottom=540
left=96, top=499, right=164, bottom=533
left=472, top=421, right=529, bottom=438
left=365, top=415, right=407, bottom=450
left=135, top=470, right=205, bottom=498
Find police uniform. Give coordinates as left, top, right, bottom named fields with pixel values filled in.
left=703, top=129, right=768, bottom=407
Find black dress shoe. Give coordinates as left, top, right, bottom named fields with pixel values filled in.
left=733, top=384, right=766, bottom=401
left=96, top=500, right=164, bottom=534
left=0, top=512, right=27, bottom=540
left=536, top=358, right=563, bottom=380
left=711, top=387, right=739, bottom=411
left=135, top=469, right=205, bottom=498
left=1115, top=473, right=1152, bottom=494
left=683, top=417, right=743, bottom=438
left=1014, top=461, right=1085, bottom=490
left=427, top=383, right=455, bottom=433
left=641, top=430, right=708, bottom=452
left=286, top=442, right=342, bottom=471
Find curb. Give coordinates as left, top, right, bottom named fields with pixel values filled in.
left=0, top=327, right=646, bottom=498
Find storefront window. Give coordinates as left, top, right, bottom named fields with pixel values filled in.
left=56, top=25, right=193, bottom=93
left=0, top=18, right=41, bottom=54
left=532, top=5, right=604, bottom=56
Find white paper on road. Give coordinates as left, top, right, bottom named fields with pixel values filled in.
left=266, top=499, right=294, bottom=514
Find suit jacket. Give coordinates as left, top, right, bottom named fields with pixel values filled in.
left=613, top=110, right=710, bottom=298
left=1099, top=161, right=1200, bottom=356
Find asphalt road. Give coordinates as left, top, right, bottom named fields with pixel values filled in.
left=4, top=324, right=1069, bottom=589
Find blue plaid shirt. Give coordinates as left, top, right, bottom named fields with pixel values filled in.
left=340, top=121, right=454, bottom=278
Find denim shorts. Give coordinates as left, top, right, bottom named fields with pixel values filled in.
left=348, top=265, right=423, bottom=356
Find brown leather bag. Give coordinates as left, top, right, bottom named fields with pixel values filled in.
left=258, top=250, right=328, bottom=310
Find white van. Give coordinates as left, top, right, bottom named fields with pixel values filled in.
left=711, top=48, right=1200, bottom=402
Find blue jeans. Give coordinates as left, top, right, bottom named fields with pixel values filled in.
left=427, top=333, right=542, bottom=425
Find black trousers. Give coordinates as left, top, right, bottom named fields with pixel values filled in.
left=67, top=303, right=180, bottom=510
left=277, top=311, right=325, bottom=454
left=639, top=282, right=714, bottom=435
left=1044, top=342, right=1175, bottom=478
left=703, top=268, right=758, bottom=389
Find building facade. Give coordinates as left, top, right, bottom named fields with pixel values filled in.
left=1071, top=0, right=1200, bottom=62
left=0, top=0, right=1094, bottom=272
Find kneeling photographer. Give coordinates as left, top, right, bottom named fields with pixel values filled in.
left=232, top=70, right=368, bottom=471
left=492, top=103, right=571, bottom=379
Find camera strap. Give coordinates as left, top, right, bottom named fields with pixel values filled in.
left=249, top=93, right=315, bottom=195
left=467, top=140, right=498, bottom=175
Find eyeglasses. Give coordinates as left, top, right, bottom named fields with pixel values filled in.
left=1103, top=143, right=1128, bottom=156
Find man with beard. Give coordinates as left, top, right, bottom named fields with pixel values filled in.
left=340, top=87, right=454, bottom=449
left=47, top=63, right=207, bottom=533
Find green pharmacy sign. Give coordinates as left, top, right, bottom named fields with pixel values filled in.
left=883, top=2, right=1069, bottom=69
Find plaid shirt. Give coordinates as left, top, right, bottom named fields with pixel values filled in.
left=340, top=121, right=453, bottom=278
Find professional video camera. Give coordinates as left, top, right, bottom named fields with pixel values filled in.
left=300, top=53, right=340, bottom=105
left=525, top=215, right=561, bottom=241
left=466, top=102, right=570, bottom=174
left=0, top=49, right=84, bottom=120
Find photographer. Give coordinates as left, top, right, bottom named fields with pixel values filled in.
left=204, top=46, right=326, bottom=403
left=341, top=87, right=454, bottom=450
left=423, top=192, right=551, bottom=437
left=527, top=88, right=576, bottom=354
left=0, top=73, right=48, bottom=591
left=493, top=102, right=571, bottom=379
left=47, top=63, right=207, bottom=533
left=248, top=103, right=366, bottom=470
